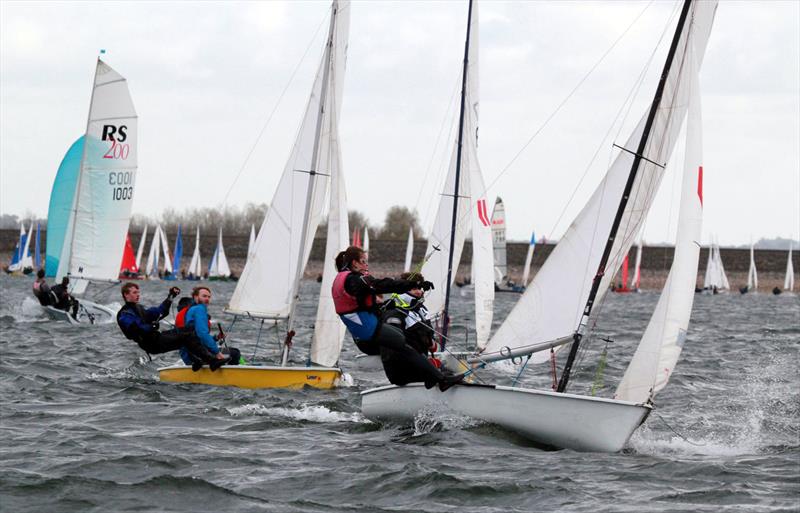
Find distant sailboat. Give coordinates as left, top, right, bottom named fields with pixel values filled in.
left=630, top=235, right=643, bottom=291
left=166, top=224, right=183, bottom=280
left=207, top=227, right=231, bottom=280
left=781, top=243, right=795, bottom=294
left=159, top=0, right=351, bottom=388
left=43, top=57, right=138, bottom=324
left=521, top=231, right=536, bottom=287
left=740, top=241, right=758, bottom=294
left=247, top=224, right=256, bottom=262
left=703, top=240, right=729, bottom=293
left=7, top=222, right=30, bottom=274
left=363, top=226, right=369, bottom=253
left=186, top=227, right=203, bottom=280
left=33, top=222, right=42, bottom=271
left=119, top=233, right=138, bottom=277
left=404, top=227, right=414, bottom=272
left=134, top=226, right=148, bottom=272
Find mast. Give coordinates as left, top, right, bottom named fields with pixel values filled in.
left=557, top=0, right=694, bottom=392
left=441, top=0, right=475, bottom=345
left=282, top=1, right=338, bottom=365
left=60, top=57, right=101, bottom=284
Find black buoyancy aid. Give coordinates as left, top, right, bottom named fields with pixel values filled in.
left=116, top=303, right=152, bottom=342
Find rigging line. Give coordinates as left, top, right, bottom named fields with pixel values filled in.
left=482, top=0, right=656, bottom=197
left=654, top=412, right=706, bottom=446
left=547, top=1, right=677, bottom=246
left=220, top=10, right=329, bottom=209
left=414, top=76, right=461, bottom=221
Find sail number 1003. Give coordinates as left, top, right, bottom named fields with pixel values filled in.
left=109, top=171, right=134, bottom=201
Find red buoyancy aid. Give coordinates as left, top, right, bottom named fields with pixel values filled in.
left=175, top=307, right=190, bottom=328
left=175, top=305, right=211, bottom=330
left=332, top=271, right=361, bottom=314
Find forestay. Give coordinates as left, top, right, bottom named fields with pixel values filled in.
left=482, top=1, right=717, bottom=363
left=616, top=41, right=704, bottom=403
left=57, top=59, right=138, bottom=295
left=228, top=0, right=350, bottom=321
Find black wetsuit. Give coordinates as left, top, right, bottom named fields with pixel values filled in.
left=380, top=298, right=441, bottom=387
left=50, top=284, right=78, bottom=316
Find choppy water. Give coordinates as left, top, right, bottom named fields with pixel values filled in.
left=1, top=274, right=798, bottom=512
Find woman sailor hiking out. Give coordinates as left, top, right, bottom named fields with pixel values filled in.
left=332, top=246, right=463, bottom=391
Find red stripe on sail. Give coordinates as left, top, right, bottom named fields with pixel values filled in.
left=697, top=166, right=703, bottom=206
left=477, top=199, right=490, bottom=227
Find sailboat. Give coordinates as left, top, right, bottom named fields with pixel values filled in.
left=740, top=241, right=758, bottom=294
left=164, top=224, right=182, bottom=280
left=33, top=222, right=42, bottom=271
left=630, top=235, right=643, bottom=292
left=7, top=222, right=32, bottom=274
left=520, top=231, right=536, bottom=288
left=134, top=226, right=148, bottom=273
left=777, top=243, right=795, bottom=294
left=614, top=253, right=632, bottom=293
left=363, top=226, right=370, bottom=253
left=42, top=57, right=138, bottom=324
left=490, top=197, right=522, bottom=293
left=247, top=224, right=257, bottom=263
left=404, top=227, right=414, bottom=272
left=207, top=227, right=232, bottom=280
left=186, top=227, right=203, bottom=280
left=144, top=224, right=172, bottom=279
left=362, top=0, right=717, bottom=452
left=702, top=240, right=729, bottom=293
left=119, top=233, right=139, bottom=278
left=159, top=0, right=351, bottom=389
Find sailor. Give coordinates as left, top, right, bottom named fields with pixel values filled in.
left=49, top=277, right=79, bottom=318
left=176, top=286, right=241, bottom=369
left=381, top=273, right=449, bottom=386
left=32, top=269, right=53, bottom=306
left=116, top=282, right=219, bottom=371
left=332, top=246, right=463, bottom=391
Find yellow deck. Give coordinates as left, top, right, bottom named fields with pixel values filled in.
left=157, top=364, right=341, bottom=389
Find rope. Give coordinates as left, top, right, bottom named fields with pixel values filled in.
left=220, top=10, right=330, bottom=208
left=654, top=412, right=706, bottom=446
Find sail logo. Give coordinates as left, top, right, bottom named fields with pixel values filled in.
left=101, top=124, right=131, bottom=160
left=476, top=199, right=490, bottom=227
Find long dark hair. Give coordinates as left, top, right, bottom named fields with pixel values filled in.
left=335, top=246, right=365, bottom=272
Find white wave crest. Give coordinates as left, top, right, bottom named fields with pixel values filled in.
left=227, top=403, right=369, bottom=423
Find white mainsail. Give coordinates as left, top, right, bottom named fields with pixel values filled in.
left=20, top=221, right=34, bottom=270
left=145, top=225, right=161, bottom=278
left=159, top=225, right=173, bottom=274
left=521, top=231, right=536, bottom=286
left=8, top=224, right=27, bottom=272
left=57, top=59, right=138, bottom=295
left=363, top=227, right=369, bottom=253
left=785, top=244, right=795, bottom=291
left=247, top=224, right=256, bottom=261
left=491, top=197, right=507, bottom=285
left=421, top=0, right=494, bottom=347
left=135, top=226, right=148, bottom=271
left=208, top=227, right=231, bottom=278
left=482, top=1, right=717, bottom=363
left=228, top=0, right=350, bottom=326
left=747, top=242, right=758, bottom=291
left=404, top=227, right=414, bottom=272
left=188, top=227, right=202, bottom=277
left=616, top=43, right=704, bottom=402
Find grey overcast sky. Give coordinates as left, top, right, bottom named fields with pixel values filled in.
left=1, top=0, right=798, bottom=246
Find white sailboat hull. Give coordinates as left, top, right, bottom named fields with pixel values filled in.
left=361, top=383, right=651, bottom=452
left=42, top=300, right=115, bottom=325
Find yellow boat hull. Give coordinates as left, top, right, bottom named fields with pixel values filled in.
left=157, top=364, right=341, bottom=390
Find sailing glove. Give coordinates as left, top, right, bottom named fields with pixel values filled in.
left=420, top=281, right=435, bottom=291
left=167, top=287, right=181, bottom=300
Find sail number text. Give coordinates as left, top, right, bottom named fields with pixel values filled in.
left=109, top=171, right=134, bottom=201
